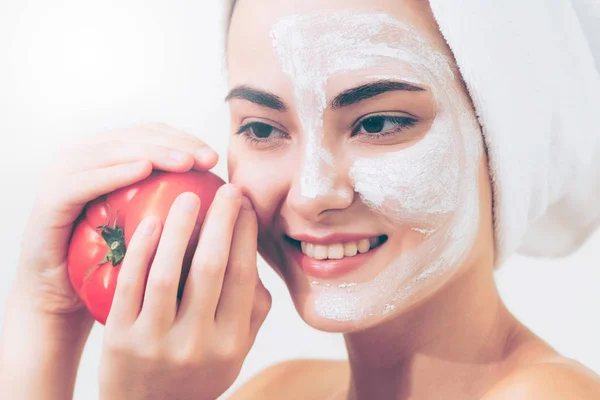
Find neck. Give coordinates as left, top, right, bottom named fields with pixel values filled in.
left=342, top=260, right=522, bottom=400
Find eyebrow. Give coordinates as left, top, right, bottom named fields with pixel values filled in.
left=225, top=80, right=425, bottom=112
left=331, top=80, right=425, bottom=109
left=225, top=85, right=287, bottom=112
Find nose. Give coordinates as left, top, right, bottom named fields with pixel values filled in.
left=287, top=142, right=354, bottom=221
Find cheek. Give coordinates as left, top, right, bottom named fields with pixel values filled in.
left=227, top=150, right=292, bottom=226
left=349, top=119, right=460, bottom=229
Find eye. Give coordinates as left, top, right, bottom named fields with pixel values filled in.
left=236, top=121, right=288, bottom=144
left=352, top=115, right=418, bottom=138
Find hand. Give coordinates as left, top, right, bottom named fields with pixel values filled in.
left=98, top=185, right=271, bottom=400
left=13, top=122, right=219, bottom=321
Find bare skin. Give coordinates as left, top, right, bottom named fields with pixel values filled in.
left=225, top=0, right=600, bottom=398
left=230, top=356, right=600, bottom=399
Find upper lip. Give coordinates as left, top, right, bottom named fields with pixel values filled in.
left=286, top=232, right=385, bottom=246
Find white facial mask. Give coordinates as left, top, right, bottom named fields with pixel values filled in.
left=270, top=11, right=483, bottom=323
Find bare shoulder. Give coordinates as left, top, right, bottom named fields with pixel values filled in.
left=483, top=357, right=600, bottom=400
left=227, top=359, right=349, bottom=400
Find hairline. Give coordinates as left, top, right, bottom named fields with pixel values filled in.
left=224, top=0, right=237, bottom=51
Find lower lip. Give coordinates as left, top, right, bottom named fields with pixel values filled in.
left=288, top=241, right=384, bottom=279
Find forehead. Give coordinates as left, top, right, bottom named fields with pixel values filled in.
left=227, top=0, right=452, bottom=86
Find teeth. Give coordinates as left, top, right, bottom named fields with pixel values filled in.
left=357, top=238, right=370, bottom=254
left=304, top=243, right=314, bottom=257
left=328, top=244, right=344, bottom=260
left=314, top=245, right=328, bottom=260
left=299, top=237, right=383, bottom=260
left=344, top=242, right=357, bottom=257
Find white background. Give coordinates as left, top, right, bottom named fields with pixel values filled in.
left=0, top=1, right=598, bottom=399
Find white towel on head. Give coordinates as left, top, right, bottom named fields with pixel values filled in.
left=428, top=0, right=600, bottom=267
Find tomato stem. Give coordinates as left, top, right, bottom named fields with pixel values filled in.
left=95, top=206, right=127, bottom=267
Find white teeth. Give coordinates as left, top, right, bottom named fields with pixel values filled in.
left=314, top=245, right=328, bottom=260
left=357, top=238, right=370, bottom=254
left=328, top=244, right=345, bottom=259
left=344, top=242, right=358, bottom=257
left=299, top=237, right=383, bottom=260
left=305, top=243, right=315, bottom=257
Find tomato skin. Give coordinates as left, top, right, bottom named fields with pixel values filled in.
left=67, top=171, right=225, bottom=325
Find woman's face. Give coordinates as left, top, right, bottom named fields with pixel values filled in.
left=226, top=0, right=494, bottom=332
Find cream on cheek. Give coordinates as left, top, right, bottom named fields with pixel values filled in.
left=270, top=12, right=483, bottom=323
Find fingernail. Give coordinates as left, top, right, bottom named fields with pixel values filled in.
left=241, top=196, right=253, bottom=210
left=140, top=217, right=157, bottom=235
left=169, top=150, right=188, bottom=162
left=180, top=192, right=199, bottom=211
left=196, top=146, right=217, bottom=162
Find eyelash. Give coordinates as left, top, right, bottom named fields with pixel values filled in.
left=235, top=115, right=418, bottom=145
left=235, top=122, right=289, bottom=146
left=350, top=115, right=418, bottom=139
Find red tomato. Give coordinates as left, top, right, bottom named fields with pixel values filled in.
left=67, top=170, right=226, bottom=325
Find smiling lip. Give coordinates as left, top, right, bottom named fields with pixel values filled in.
left=288, top=232, right=381, bottom=246
left=284, top=234, right=387, bottom=279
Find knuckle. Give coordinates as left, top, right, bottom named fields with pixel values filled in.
left=198, top=261, right=224, bottom=279
left=254, top=288, right=272, bottom=315
left=171, top=346, right=202, bottom=369
left=172, top=353, right=197, bottom=370
left=260, top=291, right=273, bottom=312
left=133, top=332, right=164, bottom=360
left=136, top=345, right=163, bottom=363
left=217, top=339, right=244, bottom=362
left=166, top=334, right=204, bottom=369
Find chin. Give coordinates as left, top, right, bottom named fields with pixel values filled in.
left=275, top=266, right=422, bottom=334
left=294, top=296, right=401, bottom=333
left=278, top=256, right=471, bottom=335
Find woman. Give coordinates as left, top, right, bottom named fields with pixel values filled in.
left=2, top=0, right=600, bottom=399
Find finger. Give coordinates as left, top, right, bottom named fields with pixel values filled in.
left=215, top=196, right=258, bottom=336
left=106, top=216, right=162, bottom=327
left=63, top=160, right=153, bottom=207
left=139, top=192, right=201, bottom=330
left=63, top=140, right=195, bottom=174
left=249, top=278, right=272, bottom=343
left=107, top=124, right=218, bottom=170
left=138, top=123, right=219, bottom=170
left=176, top=184, right=242, bottom=327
